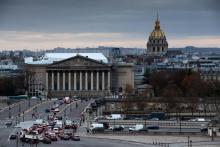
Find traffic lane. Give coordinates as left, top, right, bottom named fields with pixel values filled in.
left=23, top=100, right=56, bottom=121
left=0, top=99, right=39, bottom=119
left=5, top=137, right=155, bottom=147
left=107, top=127, right=201, bottom=133
left=64, top=100, right=91, bottom=121
left=0, top=128, right=14, bottom=146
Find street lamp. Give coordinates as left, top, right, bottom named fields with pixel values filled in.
left=19, top=103, right=21, bottom=117
left=187, top=136, right=190, bottom=147
left=211, top=123, right=214, bottom=141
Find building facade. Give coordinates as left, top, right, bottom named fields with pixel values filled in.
left=25, top=53, right=134, bottom=98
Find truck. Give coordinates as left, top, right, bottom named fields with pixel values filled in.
left=89, top=123, right=104, bottom=133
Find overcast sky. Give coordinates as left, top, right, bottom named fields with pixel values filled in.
left=0, top=0, right=220, bottom=50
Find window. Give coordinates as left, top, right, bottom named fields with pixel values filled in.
left=153, top=47, right=155, bottom=52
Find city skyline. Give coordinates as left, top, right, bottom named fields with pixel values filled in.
left=0, top=0, right=220, bottom=50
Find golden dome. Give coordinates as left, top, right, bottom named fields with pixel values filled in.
left=149, top=15, right=166, bottom=39
left=150, top=29, right=165, bottom=39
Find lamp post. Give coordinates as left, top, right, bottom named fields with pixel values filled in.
left=187, top=136, right=190, bottom=147
left=211, top=123, right=214, bottom=141
left=23, top=111, right=25, bottom=122
left=19, top=103, right=21, bottom=117
left=7, top=101, right=11, bottom=119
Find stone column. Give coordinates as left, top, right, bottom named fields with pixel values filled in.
left=80, top=71, right=82, bottom=90
left=63, top=72, right=65, bottom=90
left=74, top=71, right=77, bottom=90
left=51, top=71, right=54, bottom=90
left=102, top=71, right=105, bottom=90
left=107, top=71, right=110, bottom=91
left=68, top=72, right=71, bottom=90
left=91, top=71, right=94, bottom=90
left=57, top=72, right=60, bottom=90
left=46, top=72, right=48, bottom=91
left=85, top=71, right=88, bottom=90
left=96, top=71, right=99, bottom=90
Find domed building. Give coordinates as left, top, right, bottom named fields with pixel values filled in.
left=147, top=15, right=168, bottom=56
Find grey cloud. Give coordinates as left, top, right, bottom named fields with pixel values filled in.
left=0, top=0, right=219, bottom=37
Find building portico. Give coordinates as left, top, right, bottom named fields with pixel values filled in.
left=46, top=55, right=111, bottom=97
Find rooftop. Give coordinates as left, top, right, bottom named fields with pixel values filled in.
left=25, top=53, right=108, bottom=64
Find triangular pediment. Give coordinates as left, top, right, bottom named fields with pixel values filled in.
left=47, top=55, right=108, bottom=68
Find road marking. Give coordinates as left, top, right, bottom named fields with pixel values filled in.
left=19, top=100, right=55, bottom=117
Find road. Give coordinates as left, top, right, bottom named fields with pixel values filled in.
left=0, top=99, right=39, bottom=120
left=3, top=136, right=157, bottom=147
left=0, top=99, right=159, bottom=147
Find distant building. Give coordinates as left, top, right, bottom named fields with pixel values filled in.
left=25, top=53, right=134, bottom=98
left=0, top=59, right=19, bottom=77
left=147, top=14, right=168, bottom=56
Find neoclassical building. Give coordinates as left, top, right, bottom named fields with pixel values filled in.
left=25, top=53, right=134, bottom=98
left=147, top=15, right=168, bottom=56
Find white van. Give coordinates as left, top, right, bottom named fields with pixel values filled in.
left=90, top=123, right=104, bottom=133
left=129, top=124, right=144, bottom=131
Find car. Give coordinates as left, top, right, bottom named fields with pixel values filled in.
left=53, top=127, right=59, bottom=134
left=71, top=134, right=80, bottom=141
left=147, top=125, right=159, bottom=130
left=45, top=109, right=50, bottom=113
left=47, top=135, right=57, bottom=141
left=5, top=120, right=12, bottom=126
left=42, top=137, right=51, bottom=144
left=54, top=103, right=59, bottom=108
left=31, top=96, right=37, bottom=99
left=60, top=134, right=70, bottom=140
left=9, top=134, right=17, bottom=140
left=45, top=131, right=56, bottom=137
left=150, top=117, right=159, bottom=121
left=138, top=127, right=148, bottom=132
left=56, top=116, right=63, bottom=120
left=200, top=127, right=208, bottom=133
left=169, top=117, right=177, bottom=121
left=109, top=125, right=124, bottom=131
left=54, top=108, right=59, bottom=113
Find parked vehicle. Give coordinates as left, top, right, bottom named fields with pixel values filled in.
left=109, top=125, right=124, bottom=131
left=147, top=125, right=159, bottom=130
left=148, top=112, right=165, bottom=120
left=150, top=117, right=159, bottom=121
left=129, top=124, right=145, bottom=131
left=189, top=118, right=206, bottom=122
left=90, top=123, right=104, bottom=133
left=106, top=114, right=123, bottom=120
